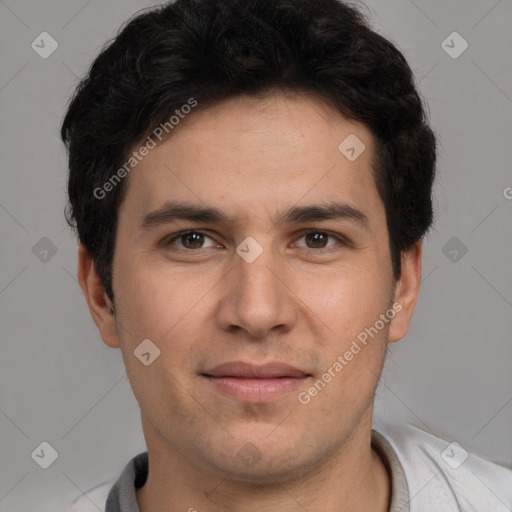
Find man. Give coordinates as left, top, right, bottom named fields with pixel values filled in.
left=61, top=0, right=512, bottom=510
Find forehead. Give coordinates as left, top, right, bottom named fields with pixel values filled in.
left=119, top=92, right=381, bottom=225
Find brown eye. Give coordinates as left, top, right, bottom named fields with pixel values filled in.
left=167, top=231, right=217, bottom=250
left=180, top=232, right=205, bottom=249
left=304, top=232, right=329, bottom=249
left=293, top=230, right=347, bottom=252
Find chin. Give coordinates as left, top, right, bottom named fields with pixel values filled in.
left=197, top=432, right=322, bottom=485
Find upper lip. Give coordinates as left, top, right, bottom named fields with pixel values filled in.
left=202, top=361, right=310, bottom=378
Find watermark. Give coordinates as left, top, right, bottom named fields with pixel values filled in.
left=93, top=98, right=198, bottom=200
left=441, top=442, right=468, bottom=469
left=338, top=134, right=366, bottom=161
left=31, top=32, right=59, bottom=59
left=298, top=302, right=402, bottom=405
left=31, top=441, right=59, bottom=469
left=236, top=236, right=263, bottom=263
left=32, top=236, right=58, bottom=263
left=134, top=338, right=161, bottom=366
left=236, top=442, right=263, bottom=467
left=504, top=187, right=512, bottom=200
left=441, top=32, right=468, bottom=60
left=442, top=236, right=468, bottom=263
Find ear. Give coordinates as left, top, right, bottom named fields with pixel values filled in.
left=77, top=245, right=121, bottom=348
left=388, top=241, right=422, bottom=343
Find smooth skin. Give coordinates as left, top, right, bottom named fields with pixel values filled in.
left=79, top=91, right=422, bottom=512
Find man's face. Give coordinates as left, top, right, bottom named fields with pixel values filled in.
left=98, top=93, right=412, bottom=481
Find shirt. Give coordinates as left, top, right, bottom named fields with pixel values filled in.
left=65, top=423, right=512, bottom=511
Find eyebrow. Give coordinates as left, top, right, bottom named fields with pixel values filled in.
left=279, top=203, right=368, bottom=227
left=140, top=201, right=369, bottom=230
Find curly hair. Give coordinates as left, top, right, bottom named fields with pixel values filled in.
left=61, top=0, right=436, bottom=302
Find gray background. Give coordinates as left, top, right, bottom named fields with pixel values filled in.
left=0, top=0, right=511, bottom=510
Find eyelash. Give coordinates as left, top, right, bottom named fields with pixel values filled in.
left=164, top=229, right=350, bottom=253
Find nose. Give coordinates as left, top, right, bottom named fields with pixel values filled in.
left=215, top=244, right=297, bottom=339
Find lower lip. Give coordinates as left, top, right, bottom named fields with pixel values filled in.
left=203, top=376, right=309, bottom=403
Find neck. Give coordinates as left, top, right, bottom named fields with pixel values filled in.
left=136, top=413, right=390, bottom=512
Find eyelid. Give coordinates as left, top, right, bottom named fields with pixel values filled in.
left=292, top=228, right=352, bottom=249
left=165, top=229, right=220, bottom=248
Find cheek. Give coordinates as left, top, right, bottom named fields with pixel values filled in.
left=111, top=258, right=205, bottom=417
left=302, top=278, right=390, bottom=421
left=295, top=263, right=393, bottom=343
left=113, top=255, right=206, bottom=339
left=293, top=263, right=393, bottom=408
left=112, top=256, right=223, bottom=391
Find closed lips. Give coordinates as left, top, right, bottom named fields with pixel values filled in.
left=202, top=361, right=311, bottom=379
